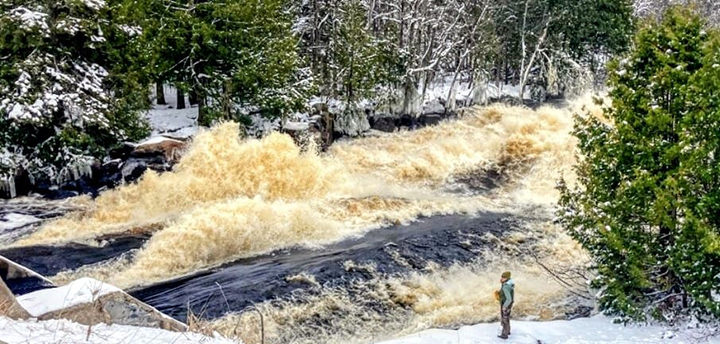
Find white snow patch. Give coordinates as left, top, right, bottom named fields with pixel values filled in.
left=83, top=0, right=106, bottom=11
left=0, top=316, right=240, bottom=344
left=135, top=136, right=184, bottom=147
left=146, top=85, right=198, bottom=138
left=16, top=278, right=121, bottom=317
left=283, top=121, right=310, bottom=131
left=377, top=315, right=720, bottom=344
left=0, top=213, right=41, bottom=231
left=146, top=106, right=198, bottom=138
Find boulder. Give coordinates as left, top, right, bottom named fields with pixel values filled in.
left=281, top=121, right=322, bottom=151
left=37, top=291, right=185, bottom=332
left=422, top=99, right=447, bottom=115
left=334, top=108, right=370, bottom=137
left=369, top=116, right=397, bottom=133
left=16, top=277, right=186, bottom=332
left=120, top=159, right=148, bottom=183
left=0, top=169, right=32, bottom=200
left=131, top=137, right=187, bottom=164
left=418, top=114, right=443, bottom=126
left=108, top=143, right=136, bottom=160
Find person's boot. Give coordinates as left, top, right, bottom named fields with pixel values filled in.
left=497, top=334, right=509, bottom=339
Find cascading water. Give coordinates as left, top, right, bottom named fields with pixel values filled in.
left=7, top=96, right=605, bottom=344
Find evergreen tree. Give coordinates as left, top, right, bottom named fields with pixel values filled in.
left=556, top=0, right=635, bottom=64
left=558, top=7, right=720, bottom=321
left=141, top=0, right=307, bottom=126
left=0, top=0, right=149, bottom=182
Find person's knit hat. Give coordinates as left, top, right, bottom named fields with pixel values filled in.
left=501, top=271, right=511, bottom=279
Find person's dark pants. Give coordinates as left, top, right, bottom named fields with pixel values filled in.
left=500, top=304, right=513, bottom=338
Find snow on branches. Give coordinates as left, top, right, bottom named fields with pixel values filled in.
left=1, top=0, right=111, bottom=125
left=1, top=54, right=111, bottom=126
left=0, top=0, right=148, bottom=189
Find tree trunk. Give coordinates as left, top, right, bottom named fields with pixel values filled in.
left=177, top=88, right=186, bottom=109
left=519, top=22, right=549, bottom=100
left=156, top=82, right=166, bottom=105
left=189, top=89, right=198, bottom=106
left=197, top=95, right=208, bottom=125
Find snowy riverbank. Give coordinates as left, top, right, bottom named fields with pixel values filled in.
left=0, top=317, right=239, bottom=344
left=377, top=315, right=719, bottom=344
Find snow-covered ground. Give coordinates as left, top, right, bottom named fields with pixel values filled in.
left=377, top=315, right=719, bottom=344
left=0, top=317, right=239, bottom=344
left=145, top=79, right=528, bottom=141
left=146, top=85, right=199, bottom=138
left=146, top=105, right=199, bottom=139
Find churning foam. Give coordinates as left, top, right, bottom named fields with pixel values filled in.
left=15, top=99, right=595, bottom=288
left=206, top=219, right=591, bottom=344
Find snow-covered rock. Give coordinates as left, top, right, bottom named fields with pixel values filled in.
left=15, top=277, right=186, bottom=332
left=377, top=315, right=720, bottom=344
left=334, top=108, right=371, bottom=137
left=422, top=99, right=447, bottom=115
left=283, top=121, right=310, bottom=131
left=16, top=278, right=120, bottom=317
left=0, top=316, right=240, bottom=344
left=132, top=136, right=186, bottom=163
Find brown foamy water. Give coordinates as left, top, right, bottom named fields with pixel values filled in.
left=206, top=218, right=592, bottom=344
left=15, top=97, right=600, bottom=303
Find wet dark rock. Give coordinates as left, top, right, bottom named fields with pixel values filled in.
left=109, top=143, right=136, bottom=160
left=121, top=159, right=148, bottom=183
left=2, top=136, right=185, bottom=200
left=398, top=114, right=415, bottom=129
left=445, top=168, right=505, bottom=195
left=369, top=116, right=397, bottom=133
left=419, top=114, right=443, bottom=126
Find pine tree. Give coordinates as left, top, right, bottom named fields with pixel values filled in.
left=0, top=0, right=149, bottom=183
left=558, top=7, right=720, bottom=321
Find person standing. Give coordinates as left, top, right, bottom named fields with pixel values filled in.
left=498, top=271, right=514, bottom=339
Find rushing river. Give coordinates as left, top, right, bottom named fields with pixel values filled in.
left=1, top=98, right=601, bottom=343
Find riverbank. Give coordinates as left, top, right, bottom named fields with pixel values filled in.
left=377, top=315, right=719, bottom=344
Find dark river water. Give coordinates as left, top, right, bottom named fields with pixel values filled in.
left=1, top=210, right=525, bottom=322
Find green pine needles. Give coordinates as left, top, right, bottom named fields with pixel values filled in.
left=558, top=7, right=720, bottom=322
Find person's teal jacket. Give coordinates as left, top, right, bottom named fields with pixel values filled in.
left=500, top=279, right=514, bottom=308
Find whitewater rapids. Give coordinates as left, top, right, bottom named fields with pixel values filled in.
left=11, top=97, right=604, bottom=343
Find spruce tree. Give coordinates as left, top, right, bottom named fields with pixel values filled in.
left=558, top=7, right=720, bottom=321
left=0, top=0, right=149, bottom=183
